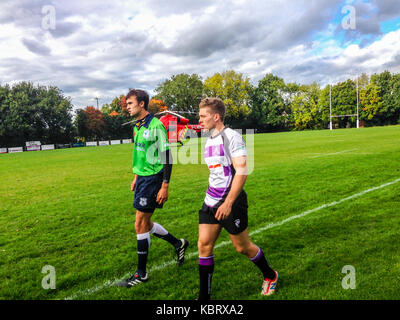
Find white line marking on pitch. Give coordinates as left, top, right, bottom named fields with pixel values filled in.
left=310, top=149, right=358, bottom=158
left=64, top=177, right=400, bottom=300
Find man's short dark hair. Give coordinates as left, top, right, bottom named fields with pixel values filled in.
left=126, top=89, right=149, bottom=110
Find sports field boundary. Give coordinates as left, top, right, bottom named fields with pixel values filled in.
left=64, top=177, right=400, bottom=300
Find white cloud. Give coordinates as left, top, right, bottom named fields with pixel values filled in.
left=332, top=29, right=400, bottom=73
left=0, top=0, right=400, bottom=109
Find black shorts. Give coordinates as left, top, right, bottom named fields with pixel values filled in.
left=199, top=190, right=248, bottom=235
left=133, top=169, right=164, bottom=213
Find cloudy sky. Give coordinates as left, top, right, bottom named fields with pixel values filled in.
left=1, top=0, right=400, bottom=109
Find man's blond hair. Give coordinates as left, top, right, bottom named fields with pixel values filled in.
left=199, top=97, right=226, bottom=122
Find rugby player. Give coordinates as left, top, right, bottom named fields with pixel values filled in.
left=197, top=98, right=278, bottom=300
left=118, top=89, right=189, bottom=288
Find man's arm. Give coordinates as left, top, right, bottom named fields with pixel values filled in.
left=215, top=156, right=248, bottom=221
left=156, top=148, right=173, bottom=204
left=131, top=174, right=137, bottom=191
left=161, top=148, right=173, bottom=184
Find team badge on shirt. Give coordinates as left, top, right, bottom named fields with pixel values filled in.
left=143, top=130, right=150, bottom=140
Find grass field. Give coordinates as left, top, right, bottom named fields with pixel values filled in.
left=1, top=125, right=400, bottom=300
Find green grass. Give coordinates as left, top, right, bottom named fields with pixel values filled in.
left=1, top=126, right=400, bottom=300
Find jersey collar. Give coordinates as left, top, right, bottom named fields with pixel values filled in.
left=210, top=127, right=227, bottom=139
left=134, top=113, right=154, bottom=129
left=143, top=113, right=154, bottom=128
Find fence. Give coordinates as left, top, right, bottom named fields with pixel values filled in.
left=0, top=139, right=133, bottom=154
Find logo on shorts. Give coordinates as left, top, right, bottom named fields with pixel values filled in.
left=234, top=219, right=240, bottom=228
left=139, top=197, right=148, bottom=207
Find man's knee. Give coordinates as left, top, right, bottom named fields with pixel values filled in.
left=232, top=238, right=254, bottom=256
left=234, top=244, right=249, bottom=255
left=198, top=239, right=214, bottom=256
left=135, top=212, right=152, bottom=233
left=233, top=241, right=258, bottom=258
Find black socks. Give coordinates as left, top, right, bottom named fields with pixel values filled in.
left=250, top=247, right=275, bottom=280
left=198, top=255, right=214, bottom=300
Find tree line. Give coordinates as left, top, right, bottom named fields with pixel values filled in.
left=0, top=82, right=74, bottom=147
left=1, top=70, right=400, bottom=147
left=154, top=70, right=400, bottom=131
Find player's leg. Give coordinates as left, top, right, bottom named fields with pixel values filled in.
left=197, top=223, right=222, bottom=300
left=230, top=229, right=278, bottom=295
left=223, top=190, right=278, bottom=295
left=149, top=221, right=189, bottom=266
left=149, top=169, right=189, bottom=265
left=229, top=228, right=258, bottom=258
left=135, top=209, right=154, bottom=277
left=118, top=209, right=153, bottom=287
left=230, top=228, right=275, bottom=279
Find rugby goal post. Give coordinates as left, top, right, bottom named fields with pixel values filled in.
left=329, top=78, right=360, bottom=130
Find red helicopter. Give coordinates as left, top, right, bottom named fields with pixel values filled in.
left=155, top=110, right=203, bottom=146
left=123, top=110, right=203, bottom=146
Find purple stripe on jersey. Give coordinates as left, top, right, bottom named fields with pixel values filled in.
left=204, top=144, right=225, bottom=158
left=199, top=255, right=214, bottom=266
left=204, top=146, right=210, bottom=158
left=207, top=186, right=228, bottom=199
left=223, top=165, right=231, bottom=177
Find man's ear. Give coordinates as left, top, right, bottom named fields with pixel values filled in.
left=139, top=101, right=145, bottom=109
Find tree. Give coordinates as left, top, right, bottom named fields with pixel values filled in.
left=84, top=106, right=105, bottom=140
left=317, top=85, right=333, bottom=129
left=37, top=86, right=75, bottom=144
left=249, top=73, right=291, bottom=132
left=203, top=70, right=251, bottom=127
left=330, top=80, right=357, bottom=128
left=359, top=83, right=383, bottom=124
left=0, top=84, right=12, bottom=146
left=100, top=103, right=113, bottom=114
left=0, top=82, right=74, bottom=147
left=101, top=94, right=132, bottom=139
left=393, top=74, right=400, bottom=124
left=75, top=109, right=90, bottom=141
left=290, top=83, right=322, bottom=130
left=370, top=71, right=400, bottom=125
left=154, top=73, right=203, bottom=113
left=148, top=99, right=168, bottom=114
left=102, top=113, right=132, bottom=140
left=357, top=73, right=370, bottom=90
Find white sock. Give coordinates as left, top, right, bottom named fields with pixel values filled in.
left=150, top=222, right=168, bottom=236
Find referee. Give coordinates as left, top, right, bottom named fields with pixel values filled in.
left=118, top=89, right=188, bottom=288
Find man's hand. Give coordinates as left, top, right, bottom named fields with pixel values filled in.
left=131, top=175, right=137, bottom=191
left=156, top=183, right=169, bottom=204
left=215, top=200, right=233, bottom=221
left=214, top=156, right=248, bottom=221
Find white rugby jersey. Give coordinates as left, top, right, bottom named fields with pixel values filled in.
left=204, top=128, right=247, bottom=207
